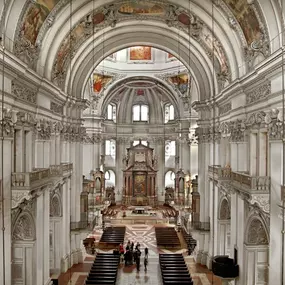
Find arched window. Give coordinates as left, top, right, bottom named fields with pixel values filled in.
left=107, top=104, right=116, bottom=122
left=133, top=140, right=148, bottom=146
left=165, top=104, right=174, bottom=123
left=105, top=139, right=116, bottom=157
left=133, top=104, right=149, bottom=122
left=105, top=170, right=110, bottom=180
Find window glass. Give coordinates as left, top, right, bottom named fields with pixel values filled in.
left=133, top=105, right=140, bottom=121
left=169, top=105, right=174, bottom=120
left=107, top=105, right=113, bottom=119
left=141, top=105, right=148, bottom=121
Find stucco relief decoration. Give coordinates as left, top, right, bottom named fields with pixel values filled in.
left=219, top=102, right=231, bottom=115
left=50, top=101, right=64, bottom=115
left=265, top=109, right=283, bottom=140
left=11, top=81, right=37, bottom=104
left=247, top=218, right=268, bottom=245
left=35, top=119, right=52, bottom=140
left=246, top=111, right=266, bottom=129
left=0, top=108, right=17, bottom=138
left=228, top=119, right=246, bottom=142
left=12, top=213, right=35, bottom=241
left=246, top=82, right=271, bottom=104
left=50, top=1, right=230, bottom=89
left=219, top=199, right=231, bottom=220
left=50, top=195, right=61, bottom=217
left=249, top=194, right=270, bottom=214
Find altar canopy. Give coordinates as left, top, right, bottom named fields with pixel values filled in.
left=122, top=141, right=157, bottom=206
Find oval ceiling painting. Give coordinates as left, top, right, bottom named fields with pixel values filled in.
left=118, top=2, right=165, bottom=15
left=93, top=12, right=105, bottom=25
left=178, top=13, right=191, bottom=26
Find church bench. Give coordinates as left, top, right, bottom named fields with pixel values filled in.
left=163, top=281, right=193, bottom=285
left=90, top=270, right=117, bottom=274
left=85, top=281, right=116, bottom=285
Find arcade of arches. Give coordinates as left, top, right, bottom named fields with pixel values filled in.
left=0, top=0, right=284, bottom=284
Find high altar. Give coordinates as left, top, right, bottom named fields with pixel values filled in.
left=122, top=141, right=157, bottom=206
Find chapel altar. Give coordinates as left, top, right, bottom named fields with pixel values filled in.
left=122, top=141, right=158, bottom=206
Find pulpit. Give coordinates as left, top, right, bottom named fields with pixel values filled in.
left=122, top=141, right=157, bottom=206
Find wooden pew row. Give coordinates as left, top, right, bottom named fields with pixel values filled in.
left=85, top=253, right=120, bottom=285
left=155, top=227, right=181, bottom=247
left=159, top=254, right=193, bottom=285
left=99, top=226, right=126, bottom=245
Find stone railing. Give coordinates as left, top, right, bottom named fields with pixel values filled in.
left=12, top=168, right=51, bottom=188
left=61, top=162, right=73, bottom=173
left=189, top=221, right=210, bottom=231
left=231, top=171, right=270, bottom=192
left=12, top=163, right=73, bottom=189
left=208, top=165, right=231, bottom=181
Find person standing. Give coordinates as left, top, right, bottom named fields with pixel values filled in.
left=135, top=247, right=141, bottom=271
left=144, top=247, right=148, bottom=272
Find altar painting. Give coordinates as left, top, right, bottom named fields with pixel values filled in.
left=129, top=46, right=152, bottom=61
left=93, top=74, right=113, bottom=94
left=223, top=0, right=261, bottom=45
left=168, top=73, right=189, bottom=95
left=118, top=2, right=164, bottom=15
left=134, top=174, right=146, bottom=196
left=21, top=0, right=60, bottom=45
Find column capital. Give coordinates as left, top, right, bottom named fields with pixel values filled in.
left=0, top=108, right=17, bottom=138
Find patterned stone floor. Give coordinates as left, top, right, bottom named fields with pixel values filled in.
left=59, top=225, right=222, bottom=284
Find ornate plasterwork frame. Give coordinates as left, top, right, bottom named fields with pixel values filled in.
left=39, top=1, right=230, bottom=90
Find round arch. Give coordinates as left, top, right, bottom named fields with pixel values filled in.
left=244, top=213, right=269, bottom=246
left=218, top=197, right=231, bottom=220
left=12, top=211, right=36, bottom=241
left=50, top=192, right=62, bottom=217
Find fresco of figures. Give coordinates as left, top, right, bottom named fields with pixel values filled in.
left=168, top=73, right=190, bottom=95
left=20, top=0, right=60, bottom=45
left=223, top=0, right=262, bottom=45
left=118, top=2, right=165, bottom=15
left=93, top=74, right=113, bottom=94
left=129, top=46, right=152, bottom=61
left=201, top=27, right=228, bottom=74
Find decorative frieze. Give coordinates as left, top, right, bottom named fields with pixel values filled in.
left=219, top=102, right=231, bottom=115
left=246, top=82, right=271, bottom=104
left=50, top=101, right=64, bottom=115
left=11, top=80, right=37, bottom=104
left=83, top=133, right=102, bottom=144
left=35, top=119, right=52, bottom=140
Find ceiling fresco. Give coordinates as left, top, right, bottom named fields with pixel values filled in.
left=12, top=0, right=269, bottom=94
left=222, top=0, right=262, bottom=45
left=20, top=0, right=60, bottom=45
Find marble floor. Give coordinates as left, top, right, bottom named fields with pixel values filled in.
left=58, top=225, right=222, bottom=285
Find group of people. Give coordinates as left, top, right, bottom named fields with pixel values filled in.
left=119, top=240, right=149, bottom=271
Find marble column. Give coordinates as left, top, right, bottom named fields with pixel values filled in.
left=268, top=141, right=283, bottom=285
left=155, top=138, right=165, bottom=203
left=36, top=192, right=44, bottom=284
left=116, top=138, right=126, bottom=202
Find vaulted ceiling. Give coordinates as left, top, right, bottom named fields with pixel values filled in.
left=2, top=0, right=281, bottom=104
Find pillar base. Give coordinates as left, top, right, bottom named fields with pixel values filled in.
left=201, top=251, right=208, bottom=266
left=206, top=254, right=213, bottom=270
left=196, top=250, right=203, bottom=263
left=44, top=278, right=53, bottom=285
left=61, top=254, right=70, bottom=273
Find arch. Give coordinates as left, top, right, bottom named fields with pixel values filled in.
left=12, top=211, right=36, bottom=241
left=105, top=169, right=116, bottom=187
left=219, top=197, right=231, bottom=220
left=245, top=214, right=269, bottom=245
left=50, top=192, right=62, bottom=217
left=165, top=170, right=175, bottom=188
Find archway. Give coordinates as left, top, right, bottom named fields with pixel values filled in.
left=244, top=215, right=269, bottom=285
left=12, top=211, right=36, bottom=284
left=49, top=191, right=63, bottom=273
left=217, top=197, right=231, bottom=255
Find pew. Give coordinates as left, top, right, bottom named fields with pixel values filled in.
left=159, top=254, right=193, bottom=285
left=85, top=253, right=120, bottom=285
left=155, top=227, right=180, bottom=248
